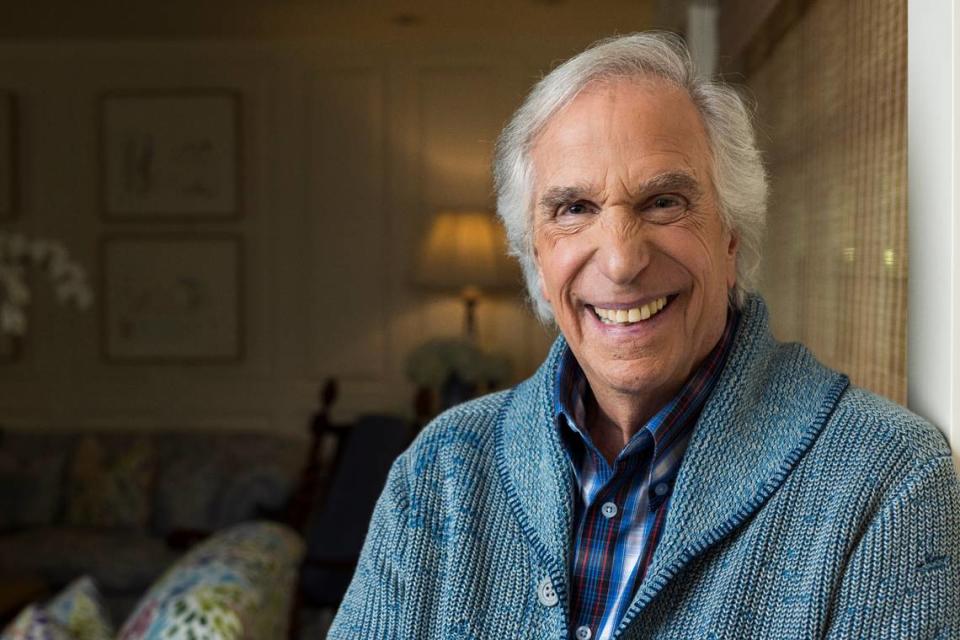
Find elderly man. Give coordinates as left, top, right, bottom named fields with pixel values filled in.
left=330, top=33, right=960, bottom=639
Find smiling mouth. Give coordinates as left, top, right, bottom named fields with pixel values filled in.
left=591, top=295, right=674, bottom=325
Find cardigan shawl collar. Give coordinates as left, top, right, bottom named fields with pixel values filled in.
left=493, top=296, right=849, bottom=636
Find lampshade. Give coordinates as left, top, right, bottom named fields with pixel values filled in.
left=415, top=211, right=517, bottom=293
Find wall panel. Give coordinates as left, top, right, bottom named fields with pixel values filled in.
left=307, top=69, right=388, bottom=379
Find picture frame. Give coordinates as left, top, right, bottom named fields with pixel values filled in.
left=0, top=92, right=18, bottom=220
left=100, top=234, right=243, bottom=363
left=99, top=90, right=241, bottom=221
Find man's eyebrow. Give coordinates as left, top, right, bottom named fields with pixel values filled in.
left=537, top=172, right=704, bottom=211
left=639, top=171, right=704, bottom=199
left=537, top=185, right=590, bottom=211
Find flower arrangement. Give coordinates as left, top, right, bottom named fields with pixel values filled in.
left=0, top=232, right=93, bottom=337
left=405, top=338, right=512, bottom=389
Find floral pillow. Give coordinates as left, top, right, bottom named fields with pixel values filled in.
left=118, top=522, right=304, bottom=640
left=65, top=437, right=155, bottom=529
left=0, top=605, right=72, bottom=640
left=0, top=576, right=114, bottom=640
left=127, top=584, right=249, bottom=640
left=44, top=576, right=114, bottom=640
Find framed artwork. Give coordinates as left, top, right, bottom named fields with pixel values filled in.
left=0, top=92, right=18, bottom=220
left=100, top=235, right=243, bottom=363
left=99, top=90, right=241, bottom=221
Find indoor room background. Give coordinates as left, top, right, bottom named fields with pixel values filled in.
left=0, top=0, right=906, bottom=431
left=0, top=0, right=918, bottom=635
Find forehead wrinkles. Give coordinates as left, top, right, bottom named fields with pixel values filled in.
left=527, top=77, right=717, bottom=223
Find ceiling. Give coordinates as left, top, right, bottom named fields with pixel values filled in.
left=1, top=0, right=660, bottom=40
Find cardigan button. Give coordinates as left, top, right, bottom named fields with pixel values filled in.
left=537, top=576, right=558, bottom=607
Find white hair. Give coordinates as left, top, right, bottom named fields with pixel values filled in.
left=493, top=31, right=768, bottom=322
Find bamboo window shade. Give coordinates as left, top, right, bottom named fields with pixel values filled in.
left=746, top=0, right=907, bottom=403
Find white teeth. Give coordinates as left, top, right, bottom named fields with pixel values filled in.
left=594, top=296, right=669, bottom=325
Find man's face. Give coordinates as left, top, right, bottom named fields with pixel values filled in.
left=531, top=78, right=737, bottom=416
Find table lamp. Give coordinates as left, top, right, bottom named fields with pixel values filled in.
left=415, top=210, right=516, bottom=339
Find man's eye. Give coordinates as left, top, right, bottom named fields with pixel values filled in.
left=560, top=202, right=590, bottom=216
left=643, top=194, right=688, bottom=223
left=652, top=195, right=683, bottom=209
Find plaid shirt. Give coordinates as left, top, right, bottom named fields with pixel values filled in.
left=555, top=310, right=739, bottom=640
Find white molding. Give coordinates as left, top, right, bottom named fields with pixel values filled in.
left=907, top=0, right=960, bottom=469
left=687, top=0, right=719, bottom=78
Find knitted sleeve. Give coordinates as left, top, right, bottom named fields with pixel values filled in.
left=327, top=453, right=411, bottom=639
left=826, top=455, right=960, bottom=638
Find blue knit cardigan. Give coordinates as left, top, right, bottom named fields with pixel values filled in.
left=330, top=298, right=960, bottom=639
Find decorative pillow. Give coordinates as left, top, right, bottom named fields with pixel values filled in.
left=44, top=576, right=114, bottom=640
left=0, top=605, right=72, bottom=640
left=138, top=584, right=249, bottom=640
left=65, top=437, right=155, bottom=529
left=0, top=450, right=66, bottom=531
left=153, top=451, right=224, bottom=535
left=214, top=466, right=292, bottom=529
left=118, top=522, right=304, bottom=640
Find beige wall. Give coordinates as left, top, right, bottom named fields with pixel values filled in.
left=0, top=34, right=630, bottom=434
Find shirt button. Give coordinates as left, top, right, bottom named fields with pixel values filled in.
left=575, top=625, right=592, bottom=640
left=600, top=501, right=618, bottom=518
left=537, top=575, right=558, bottom=607
left=655, top=483, right=670, bottom=496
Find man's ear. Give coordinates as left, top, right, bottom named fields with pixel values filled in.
left=532, top=244, right=551, bottom=303
left=725, top=230, right=739, bottom=290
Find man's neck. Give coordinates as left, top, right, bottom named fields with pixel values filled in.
left=585, top=386, right=673, bottom=465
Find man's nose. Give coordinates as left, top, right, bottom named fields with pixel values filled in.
left=594, top=210, right=651, bottom=285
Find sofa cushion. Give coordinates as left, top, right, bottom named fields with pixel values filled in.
left=152, top=449, right=225, bottom=535
left=0, top=528, right=178, bottom=595
left=64, top=438, right=154, bottom=530
left=0, top=605, right=72, bottom=640
left=44, top=576, right=114, bottom=640
left=118, top=521, right=304, bottom=640
left=0, top=450, right=66, bottom=531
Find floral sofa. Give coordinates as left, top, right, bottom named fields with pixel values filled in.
left=1, top=521, right=305, bottom=639
left=0, top=428, right=304, bottom=621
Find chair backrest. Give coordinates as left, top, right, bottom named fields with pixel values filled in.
left=303, top=414, right=410, bottom=559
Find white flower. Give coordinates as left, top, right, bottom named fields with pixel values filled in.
left=54, top=279, right=75, bottom=304
left=0, top=303, right=26, bottom=336
left=29, top=239, right=51, bottom=265
left=58, top=262, right=84, bottom=284
left=74, top=285, right=94, bottom=310
left=0, top=234, right=93, bottom=336
left=0, top=265, right=30, bottom=306
left=46, top=242, right=68, bottom=278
